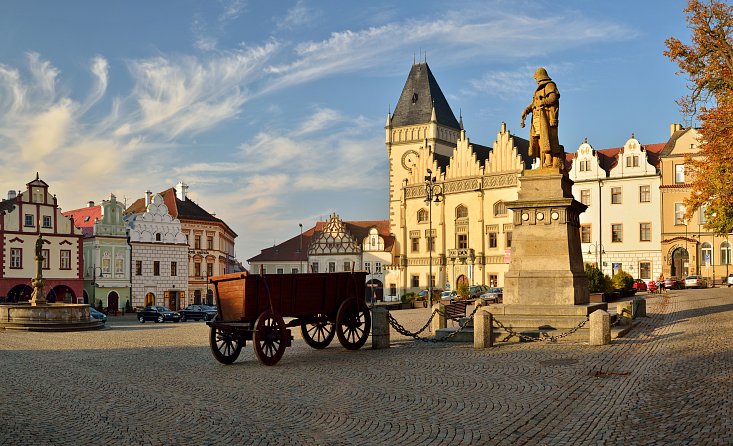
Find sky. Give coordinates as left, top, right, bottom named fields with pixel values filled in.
left=0, top=0, right=693, bottom=265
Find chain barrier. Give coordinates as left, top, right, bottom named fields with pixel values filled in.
left=387, top=303, right=482, bottom=343
left=493, top=316, right=589, bottom=343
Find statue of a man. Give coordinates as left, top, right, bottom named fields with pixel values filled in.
left=520, top=67, right=565, bottom=170
left=35, top=234, right=44, bottom=260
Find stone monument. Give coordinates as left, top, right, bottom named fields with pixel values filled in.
left=30, top=234, right=47, bottom=305
left=485, top=68, right=606, bottom=341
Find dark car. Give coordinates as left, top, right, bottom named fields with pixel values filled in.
left=632, top=279, right=647, bottom=292
left=468, top=285, right=488, bottom=299
left=479, top=287, right=503, bottom=303
left=89, top=307, right=107, bottom=323
left=664, top=276, right=683, bottom=290
left=179, top=305, right=217, bottom=322
left=137, top=306, right=181, bottom=323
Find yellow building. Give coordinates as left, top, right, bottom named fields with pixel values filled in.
left=384, top=63, right=531, bottom=295
left=659, top=126, right=731, bottom=283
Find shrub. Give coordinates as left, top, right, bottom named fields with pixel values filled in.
left=612, top=270, right=634, bottom=290
left=457, top=282, right=470, bottom=300
left=401, top=292, right=417, bottom=304
left=96, top=299, right=103, bottom=311
left=585, top=264, right=612, bottom=293
left=125, top=299, right=133, bottom=313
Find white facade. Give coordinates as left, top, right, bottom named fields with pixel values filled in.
left=127, top=193, right=188, bottom=309
left=570, top=137, right=662, bottom=280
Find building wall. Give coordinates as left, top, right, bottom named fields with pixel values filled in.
left=181, top=220, right=236, bottom=304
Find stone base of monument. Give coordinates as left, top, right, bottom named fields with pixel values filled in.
left=484, top=303, right=607, bottom=342
left=0, top=303, right=105, bottom=331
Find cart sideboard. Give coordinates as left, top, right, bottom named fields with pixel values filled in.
left=207, top=271, right=370, bottom=365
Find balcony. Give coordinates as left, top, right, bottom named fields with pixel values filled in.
left=447, top=248, right=475, bottom=263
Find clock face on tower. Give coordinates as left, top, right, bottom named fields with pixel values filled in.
left=401, top=150, right=418, bottom=171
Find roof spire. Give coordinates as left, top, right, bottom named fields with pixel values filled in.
left=430, top=101, right=437, bottom=122
left=459, top=109, right=464, bottom=130
left=35, top=172, right=39, bottom=180
left=631, top=132, right=635, bottom=139
left=584, top=137, right=588, bottom=144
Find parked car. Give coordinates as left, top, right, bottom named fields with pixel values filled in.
left=664, top=276, right=683, bottom=290
left=727, top=273, right=733, bottom=287
left=137, top=306, right=181, bottom=323
left=89, top=307, right=107, bottom=323
left=480, top=287, right=503, bottom=302
left=440, top=290, right=457, bottom=300
left=632, top=279, right=648, bottom=292
left=468, top=285, right=488, bottom=299
left=684, top=275, right=708, bottom=289
left=179, top=305, right=217, bottom=322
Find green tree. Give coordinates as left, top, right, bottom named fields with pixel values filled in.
left=665, top=0, right=733, bottom=234
left=612, top=270, right=634, bottom=291
left=585, top=264, right=612, bottom=293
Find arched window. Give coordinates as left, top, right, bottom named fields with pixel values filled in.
left=155, top=233, right=161, bottom=241
left=455, top=205, right=468, bottom=219
left=417, top=209, right=428, bottom=223
left=720, top=242, right=731, bottom=265
left=494, top=201, right=507, bottom=216
left=701, top=242, right=713, bottom=266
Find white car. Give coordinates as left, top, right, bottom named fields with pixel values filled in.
left=440, top=290, right=457, bottom=300
left=727, top=273, right=733, bottom=287
left=684, top=275, right=707, bottom=289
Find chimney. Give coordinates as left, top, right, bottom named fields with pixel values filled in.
left=670, top=123, right=683, bottom=136
left=175, top=181, right=189, bottom=201
left=88, top=201, right=95, bottom=207
left=7, top=190, right=16, bottom=201
left=145, top=190, right=152, bottom=206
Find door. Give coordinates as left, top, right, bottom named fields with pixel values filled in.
left=671, top=248, right=689, bottom=277
left=108, top=291, right=119, bottom=315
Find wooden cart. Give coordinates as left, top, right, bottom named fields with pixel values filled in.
left=206, top=271, right=370, bottom=366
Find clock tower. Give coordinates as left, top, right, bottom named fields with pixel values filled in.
left=386, top=62, right=462, bottom=255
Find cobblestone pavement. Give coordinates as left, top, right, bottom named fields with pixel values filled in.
left=1, top=288, right=731, bottom=445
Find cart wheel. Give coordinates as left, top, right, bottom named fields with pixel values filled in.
left=209, top=326, right=242, bottom=365
left=254, top=310, right=287, bottom=366
left=301, top=315, right=335, bottom=349
left=336, top=298, right=371, bottom=350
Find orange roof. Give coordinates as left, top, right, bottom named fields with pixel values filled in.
left=63, top=205, right=102, bottom=237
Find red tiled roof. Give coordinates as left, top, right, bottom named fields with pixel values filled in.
left=568, top=141, right=666, bottom=173
left=63, top=205, right=102, bottom=237
left=248, top=220, right=393, bottom=263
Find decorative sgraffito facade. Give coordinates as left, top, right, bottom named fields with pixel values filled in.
left=126, top=193, right=188, bottom=309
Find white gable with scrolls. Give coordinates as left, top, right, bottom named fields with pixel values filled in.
left=609, top=136, right=657, bottom=178
left=127, top=194, right=187, bottom=244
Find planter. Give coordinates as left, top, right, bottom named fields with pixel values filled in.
left=400, top=302, right=413, bottom=310
left=589, top=292, right=606, bottom=303
left=413, top=300, right=427, bottom=308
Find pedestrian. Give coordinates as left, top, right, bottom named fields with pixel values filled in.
left=658, top=273, right=665, bottom=294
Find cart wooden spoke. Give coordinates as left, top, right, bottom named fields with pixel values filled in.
left=301, top=314, right=335, bottom=349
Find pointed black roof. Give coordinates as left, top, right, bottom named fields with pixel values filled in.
left=391, top=63, right=460, bottom=130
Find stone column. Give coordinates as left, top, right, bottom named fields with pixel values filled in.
left=371, top=307, right=390, bottom=349
left=632, top=297, right=646, bottom=318
left=473, top=310, right=493, bottom=349
left=431, top=303, right=446, bottom=332
left=589, top=309, right=610, bottom=346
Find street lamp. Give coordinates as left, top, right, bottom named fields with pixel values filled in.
left=424, top=168, right=444, bottom=309
left=91, top=265, right=102, bottom=307
left=586, top=242, right=605, bottom=270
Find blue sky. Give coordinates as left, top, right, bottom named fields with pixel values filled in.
left=0, top=0, right=691, bottom=264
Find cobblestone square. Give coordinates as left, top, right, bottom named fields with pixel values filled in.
left=1, top=288, right=731, bottom=445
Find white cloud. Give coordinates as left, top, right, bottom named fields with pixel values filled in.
left=276, top=0, right=313, bottom=31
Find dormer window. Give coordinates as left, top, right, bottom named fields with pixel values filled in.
left=579, top=160, right=591, bottom=172
left=155, top=233, right=162, bottom=242
left=626, top=156, right=639, bottom=167
left=417, top=209, right=428, bottom=223
left=411, top=92, right=418, bottom=104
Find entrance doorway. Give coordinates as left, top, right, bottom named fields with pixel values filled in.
left=671, top=247, right=689, bottom=277
left=194, top=289, right=202, bottom=305
left=365, top=279, right=383, bottom=303
left=145, top=292, right=155, bottom=307
left=7, top=284, right=32, bottom=303
left=49, top=285, right=75, bottom=303
left=108, top=291, right=119, bottom=315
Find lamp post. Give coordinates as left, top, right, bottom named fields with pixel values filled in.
left=91, top=265, right=102, bottom=307
left=424, top=168, right=444, bottom=309
left=587, top=242, right=605, bottom=269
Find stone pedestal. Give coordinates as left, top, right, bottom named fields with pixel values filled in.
left=487, top=172, right=605, bottom=341
left=473, top=310, right=493, bottom=349
left=589, top=310, right=611, bottom=346
left=431, top=303, right=446, bottom=333
left=371, top=307, right=390, bottom=349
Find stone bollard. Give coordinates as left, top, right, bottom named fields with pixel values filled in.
left=589, top=309, right=611, bottom=346
left=616, top=301, right=633, bottom=326
left=431, top=303, right=446, bottom=333
left=632, top=297, right=647, bottom=318
left=371, top=307, right=390, bottom=349
left=473, top=310, right=493, bottom=349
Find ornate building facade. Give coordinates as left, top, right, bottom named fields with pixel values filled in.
left=0, top=175, right=84, bottom=302
left=248, top=214, right=394, bottom=300
left=64, top=194, right=131, bottom=310
left=126, top=193, right=189, bottom=309
left=384, top=62, right=531, bottom=297
left=126, top=182, right=238, bottom=305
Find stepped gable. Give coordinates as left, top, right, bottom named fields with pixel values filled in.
left=391, top=62, right=460, bottom=129
left=309, top=213, right=360, bottom=255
